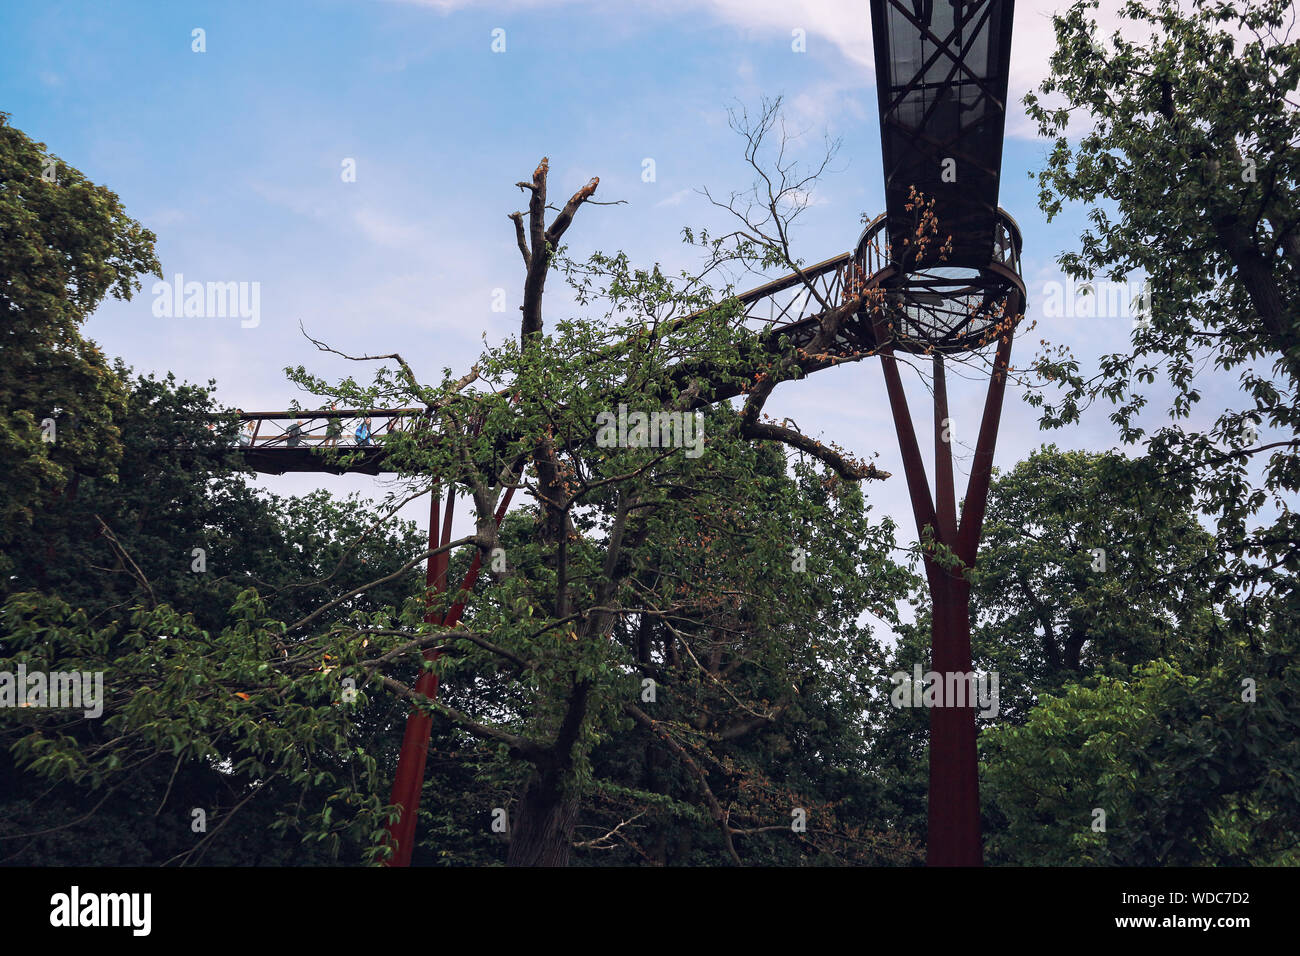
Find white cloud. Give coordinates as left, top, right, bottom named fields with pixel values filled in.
left=145, top=207, right=188, bottom=229
left=353, top=205, right=428, bottom=249
left=655, top=187, right=693, bottom=208
left=248, top=179, right=438, bottom=255
left=248, top=179, right=330, bottom=222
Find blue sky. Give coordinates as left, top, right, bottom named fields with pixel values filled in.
left=1, top=0, right=1243, bottom=578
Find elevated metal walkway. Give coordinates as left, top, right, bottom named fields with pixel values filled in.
left=224, top=207, right=1022, bottom=475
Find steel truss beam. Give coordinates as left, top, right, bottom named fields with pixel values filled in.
left=871, top=0, right=1016, bottom=270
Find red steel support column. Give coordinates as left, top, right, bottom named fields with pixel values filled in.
left=925, top=352, right=980, bottom=865
left=956, top=332, right=1015, bottom=565
left=384, top=486, right=450, bottom=866
left=874, top=311, right=1015, bottom=866
left=383, top=485, right=517, bottom=866
left=926, top=569, right=979, bottom=865
left=934, top=331, right=1013, bottom=866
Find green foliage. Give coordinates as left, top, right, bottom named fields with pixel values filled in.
left=1, top=589, right=388, bottom=861
left=983, top=645, right=1300, bottom=865
left=0, top=196, right=425, bottom=862
left=0, top=112, right=159, bottom=566
left=971, top=445, right=1223, bottom=721
left=275, top=218, right=921, bottom=863
left=1023, top=0, right=1300, bottom=630
left=979, top=2, right=1300, bottom=866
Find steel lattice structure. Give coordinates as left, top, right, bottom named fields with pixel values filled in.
left=873, top=0, right=1016, bottom=270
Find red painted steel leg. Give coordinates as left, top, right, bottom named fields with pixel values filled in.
left=926, top=332, right=1013, bottom=866
left=384, top=487, right=450, bottom=866
left=956, top=333, right=1015, bottom=564
left=924, top=352, right=981, bottom=865
left=382, top=485, right=517, bottom=866
left=926, top=574, right=981, bottom=866
left=874, top=311, right=1013, bottom=866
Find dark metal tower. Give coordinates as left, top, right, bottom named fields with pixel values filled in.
left=866, top=0, right=1022, bottom=866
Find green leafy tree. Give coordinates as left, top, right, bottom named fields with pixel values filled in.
left=1024, top=0, right=1300, bottom=631
left=275, top=133, right=912, bottom=864
left=984, top=0, right=1300, bottom=868
left=982, top=643, right=1300, bottom=865
left=0, top=367, right=429, bottom=864
left=874, top=445, right=1227, bottom=848
left=0, top=112, right=159, bottom=577
left=564, top=450, right=919, bottom=866
left=970, top=445, right=1223, bottom=721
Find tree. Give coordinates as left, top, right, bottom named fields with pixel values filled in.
left=0, top=112, right=159, bottom=579
left=547, top=448, right=919, bottom=866
left=872, top=444, right=1230, bottom=850
left=279, top=119, right=916, bottom=864
left=1024, top=0, right=1300, bottom=632
left=970, top=445, right=1223, bottom=722
left=400, top=442, right=921, bottom=867
left=977, top=0, right=1300, bottom=868
left=981, top=644, right=1300, bottom=865
left=0, top=367, right=430, bottom=865
left=0, top=109, right=428, bottom=860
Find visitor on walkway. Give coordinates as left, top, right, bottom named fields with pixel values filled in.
left=325, top=405, right=342, bottom=447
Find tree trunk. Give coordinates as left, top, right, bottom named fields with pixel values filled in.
left=506, top=767, right=580, bottom=867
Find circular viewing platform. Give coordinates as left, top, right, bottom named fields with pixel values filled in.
left=853, top=208, right=1026, bottom=355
